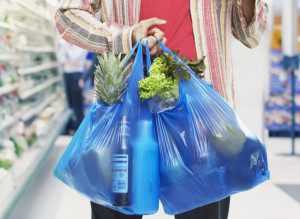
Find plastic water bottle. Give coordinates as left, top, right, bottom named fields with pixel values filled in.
left=112, top=116, right=131, bottom=206
left=131, top=117, right=159, bottom=214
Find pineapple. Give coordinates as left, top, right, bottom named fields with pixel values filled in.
left=94, top=52, right=132, bottom=104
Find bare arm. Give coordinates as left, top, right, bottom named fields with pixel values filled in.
left=231, top=0, right=268, bottom=48
left=241, top=0, right=256, bottom=24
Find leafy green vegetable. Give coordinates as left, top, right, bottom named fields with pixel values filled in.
left=160, top=53, right=191, bottom=81
left=10, top=135, right=25, bottom=157
left=139, top=73, right=177, bottom=99
left=173, top=51, right=206, bottom=79
left=0, top=159, right=13, bottom=170
left=138, top=53, right=189, bottom=100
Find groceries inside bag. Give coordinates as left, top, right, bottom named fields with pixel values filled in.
left=54, top=39, right=270, bottom=216
left=54, top=41, right=160, bottom=215
left=138, top=40, right=270, bottom=215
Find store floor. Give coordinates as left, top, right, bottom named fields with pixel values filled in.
left=7, top=136, right=300, bottom=219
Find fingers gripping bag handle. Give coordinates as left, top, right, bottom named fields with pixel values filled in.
left=145, top=39, right=152, bottom=73
left=54, top=39, right=160, bottom=215
left=148, top=38, right=269, bottom=214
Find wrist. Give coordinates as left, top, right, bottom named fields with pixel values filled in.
left=132, top=25, right=140, bottom=46
left=113, top=26, right=134, bottom=54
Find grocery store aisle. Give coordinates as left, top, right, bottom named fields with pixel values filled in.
left=7, top=136, right=171, bottom=219
left=8, top=137, right=300, bottom=219
left=8, top=3, right=300, bottom=217
left=229, top=11, right=300, bottom=217
left=8, top=136, right=90, bottom=219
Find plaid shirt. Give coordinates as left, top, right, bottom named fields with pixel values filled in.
left=55, top=0, right=268, bottom=106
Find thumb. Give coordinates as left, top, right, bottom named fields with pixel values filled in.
left=142, top=17, right=166, bottom=29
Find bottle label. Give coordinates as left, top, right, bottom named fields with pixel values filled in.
left=112, top=154, right=129, bottom=193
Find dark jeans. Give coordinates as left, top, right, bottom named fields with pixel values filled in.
left=91, top=197, right=230, bottom=219
left=63, top=72, right=84, bottom=130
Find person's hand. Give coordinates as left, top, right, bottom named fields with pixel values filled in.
left=78, top=79, right=84, bottom=89
left=144, top=28, right=167, bottom=57
left=132, top=17, right=167, bottom=56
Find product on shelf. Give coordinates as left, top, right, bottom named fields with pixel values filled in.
left=265, top=15, right=300, bottom=136
left=0, top=139, right=16, bottom=170
left=0, top=1, right=71, bottom=215
left=265, top=48, right=300, bottom=135
left=9, top=123, right=29, bottom=156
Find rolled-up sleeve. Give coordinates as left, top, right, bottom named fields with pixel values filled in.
left=55, top=0, right=133, bottom=54
left=231, top=0, right=268, bottom=48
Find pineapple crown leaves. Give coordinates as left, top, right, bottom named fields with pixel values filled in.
left=94, top=52, right=132, bottom=105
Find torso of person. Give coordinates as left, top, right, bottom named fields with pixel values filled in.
left=97, top=0, right=255, bottom=105
left=139, top=0, right=197, bottom=60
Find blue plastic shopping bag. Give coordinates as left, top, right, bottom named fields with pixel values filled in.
left=54, top=41, right=160, bottom=215
left=144, top=40, right=270, bottom=215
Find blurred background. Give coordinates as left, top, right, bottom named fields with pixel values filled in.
left=0, top=0, right=300, bottom=218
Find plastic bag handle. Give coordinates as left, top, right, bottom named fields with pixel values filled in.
left=145, top=39, right=152, bottom=75
left=126, top=39, right=144, bottom=90
left=121, top=39, right=144, bottom=115
left=123, top=38, right=143, bottom=68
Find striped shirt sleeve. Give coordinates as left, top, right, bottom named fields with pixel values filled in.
left=55, top=0, right=133, bottom=54
left=231, top=0, right=268, bottom=48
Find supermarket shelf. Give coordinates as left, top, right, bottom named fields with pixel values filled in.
left=0, top=21, right=17, bottom=31
left=0, top=83, right=18, bottom=96
left=0, top=54, right=20, bottom=62
left=14, top=20, right=53, bottom=37
left=10, top=141, right=40, bottom=182
left=0, top=109, right=72, bottom=219
left=0, top=117, right=19, bottom=133
left=0, top=169, right=14, bottom=211
left=19, top=76, right=61, bottom=100
left=265, top=105, right=300, bottom=111
left=18, top=62, right=58, bottom=75
left=21, top=94, right=58, bottom=122
left=16, top=46, right=55, bottom=53
left=265, top=106, right=291, bottom=111
left=268, top=130, right=300, bottom=137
